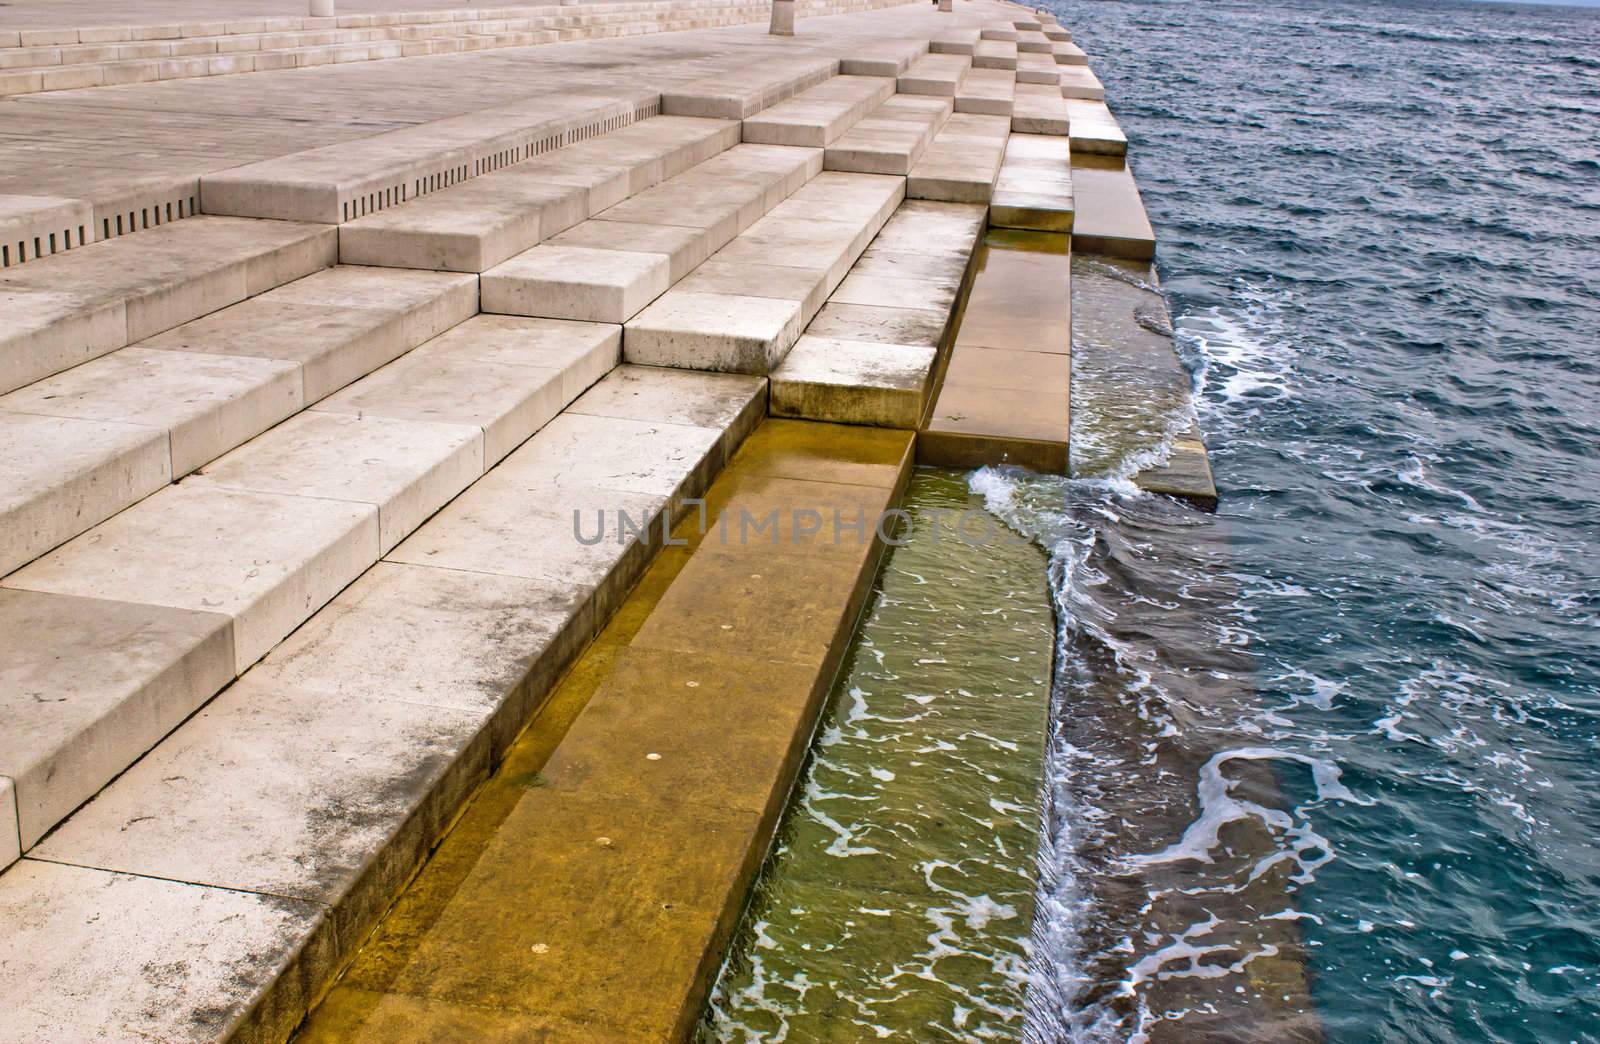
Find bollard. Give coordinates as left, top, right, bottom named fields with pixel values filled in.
left=938, top=0, right=952, bottom=10
left=769, top=0, right=795, bottom=35
left=310, top=0, right=335, bottom=15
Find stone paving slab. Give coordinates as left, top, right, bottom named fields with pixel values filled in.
left=660, top=54, right=835, bottom=119
left=0, top=588, right=233, bottom=850
left=930, top=26, right=980, bottom=55
left=0, top=216, right=335, bottom=395
left=770, top=334, right=935, bottom=427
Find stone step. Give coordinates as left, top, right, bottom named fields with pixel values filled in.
left=1053, top=40, right=1089, bottom=66
left=772, top=200, right=985, bottom=428
left=3, top=366, right=765, bottom=1040
left=991, top=132, right=1075, bottom=232
left=201, top=91, right=659, bottom=225
left=973, top=38, right=1017, bottom=71
left=1013, top=80, right=1072, bottom=136
left=1066, top=98, right=1129, bottom=156
left=338, top=116, right=739, bottom=273
left=0, top=313, right=618, bottom=870
left=0, top=266, right=474, bottom=577
left=1013, top=17, right=1044, bottom=31
left=956, top=65, right=1015, bottom=116
left=1044, top=25, right=1074, bottom=43
left=0, top=216, right=336, bottom=396
left=1017, top=30, right=1053, bottom=53
left=1070, top=157, right=1155, bottom=260
left=1016, top=50, right=1062, bottom=86
left=1059, top=63, right=1106, bottom=101
left=624, top=171, right=905, bottom=374
left=897, top=51, right=971, bottom=97
left=981, top=24, right=1020, bottom=42
left=929, top=27, right=980, bottom=56
left=481, top=143, right=821, bottom=323
left=838, top=38, right=928, bottom=77
left=741, top=74, right=896, bottom=148
left=907, top=112, right=1011, bottom=203
left=662, top=56, right=838, bottom=119
left=824, top=94, right=953, bottom=176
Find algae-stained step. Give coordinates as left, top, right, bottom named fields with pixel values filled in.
left=921, top=229, right=1072, bottom=473
left=772, top=201, right=986, bottom=429
left=3, top=367, right=769, bottom=1043
left=296, top=419, right=914, bottom=1042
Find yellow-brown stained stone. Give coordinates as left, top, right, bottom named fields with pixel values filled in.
left=922, top=229, right=1073, bottom=473
left=297, top=421, right=913, bottom=1044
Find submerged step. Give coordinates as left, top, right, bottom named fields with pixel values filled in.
left=921, top=229, right=1072, bottom=473
left=772, top=200, right=985, bottom=428
left=293, top=418, right=914, bottom=1043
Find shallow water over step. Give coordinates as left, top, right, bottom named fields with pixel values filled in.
left=702, top=469, right=1055, bottom=1041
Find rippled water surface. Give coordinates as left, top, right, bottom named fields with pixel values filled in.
left=1022, top=0, right=1600, bottom=1039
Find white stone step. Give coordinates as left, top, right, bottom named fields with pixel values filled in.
left=991, top=133, right=1075, bottom=232
left=0, top=313, right=616, bottom=865
left=482, top=143, right=821, bottom=323
left=625, top=172, right=904, bottom=374
left=201, top=92, right=658, bottom=225
left=930, top=28, right=980, bottom=56
left=1053, top=40, right=1089, bottom=66
left=907, top=112, right=1011, bottom=203
left=1017, top=30, right=1053, bottom=54
left=10, top=366, right=764, bottom=1039
left=0, top=267, right=474, bottom=577
left=897, top=52, right=971, bottom=97
left=0, top=216, right=336, bottom=396
left=957, top=66, right=1015, bottom=116
left=981, top=25, right=1020, bottom=42
left=772, top=200, right=985, bottom=429
left=973, top=39, right=1017, bottom=71
left=1017, top=51, right=1062, bottom=86
left=824, top=94, right=953, bottom=176
left=1044, top=26, right=1073, bottom=43
left=839, top=39, right=928, bottom=77
left=1013, top=80, right=1072, bottom=136
left=1059, top=64, right=1106, bottom=101
left=1013, top=17, right=1044, bottom=32
left=662, top=56, right=837, bottom=119
left=1066, top=98, right=1129, bottom=156
left=741, top=75, right=896, bottom=148
left=338, top=116, right=739, bottom=273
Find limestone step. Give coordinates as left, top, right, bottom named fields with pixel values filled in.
left=1059, top=64, right=1107, bottom=101
left=0, top=266, right=474, bottom=577
left=662, top=56, right=838, bottom=119
left=929, top=27, right=980, bottom=56
left=824, top=94, right=953, bottom=176
left=1016, top=50, right=1062, bottom=86
left=1053, top=40, right=1089, bottom=66
left=1070, top=157, right=1155, bottom=260
left=1013, top=80, right=1072, bottom=136
left=981, top=25, right=1020, bottom=42
left=0, top=313, right=617, bottom=868
left=6, top=366, right=765, bottom=1041
left=907, top=112, right=1011, bottom=203
left=1043, top=25, right=1074, bottom=43
left=339, top=115, right=739, bottom=273
left=772, top=200, right=985, bottom=428
left=0, top=216, right=336, bottom=396
left=741, top=75, right=897, bottom=148
left=625, top=172, right=905, bottom=374
left=482, top=143, right=821, bottom=323
left=973, top=38, right=1017, bottom=71
left=838, top=38, right=928, bottom=77
left=991, top=132, right=1075, bottom=232
left=1066, top=98, right=1129, bottom=156
left=201, top=91, right=659, bottom=225
left=1013, top=17, right=1044, bottom=31
left=1017, top=30, right=1053, bottom=53
left=897, top=51, right=971, bottom=97
left=956, top=65, right=1016, bottom=116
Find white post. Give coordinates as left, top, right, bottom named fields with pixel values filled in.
left=310, top=0, right=335, bottom=16
left=769, top=0, right=795, bottom=35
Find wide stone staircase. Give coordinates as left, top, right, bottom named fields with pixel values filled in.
left=0, top=6, right=1152, bottom=1039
